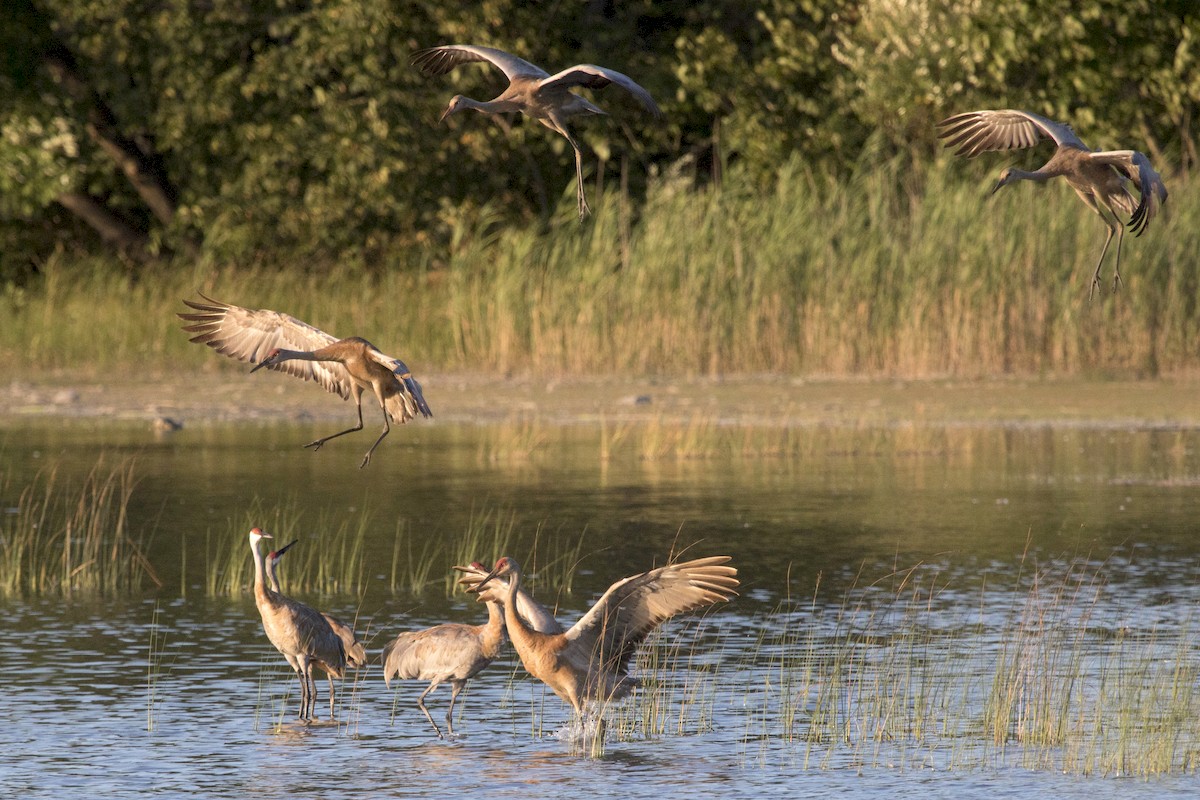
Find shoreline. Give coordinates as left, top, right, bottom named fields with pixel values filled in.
left=5, top=372, right=1200, bottom=430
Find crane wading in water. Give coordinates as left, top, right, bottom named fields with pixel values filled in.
left=248, top=528, right=346, bottom=723
left=938, top=109, right=1168, bottom=299
left=380, top=595, right=506, bottom=738
left=266, top=539, right=368, bottom=719
left=179, top=294, right=431, bottom=468
left=470, top=555, right=738, bottom=729
left=411, top=44, right=662, bottom=220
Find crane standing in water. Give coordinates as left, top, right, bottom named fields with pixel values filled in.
left=411, top=44, right=662, bottom=220
left=248, top=528, right=346, bottom=723
left=938, top=109, right=1168, bottom=299
left=266, top=539, right=368, bottom=719
left=179, top=294, right=431, bottom=468
left=380, top=597, right=506, bottom=738
left=470, top=556, right=738, bottom=725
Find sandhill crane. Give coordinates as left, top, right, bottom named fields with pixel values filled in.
left=248, top=528, right=347, bottom=722
left=380, top=598, right=506, bottom=738
left=454, top=561, right=563, bottom=634
left=266, top=539, right=369, bottom=719
left=179, top=294, right=431, bottom=468
left=411, top=44, right=662, bottom=220
left=471, top=556, right=738, bottom=725
left=938, top=109, right=1169, bottom=298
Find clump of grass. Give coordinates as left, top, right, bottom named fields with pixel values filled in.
left=145, top=601, right=167, bottom=732
left=744, top=556, right=1200, bottom=776
left=0, top=456, right=161, bottom=596
left=206, top=499, right=369, bottom=597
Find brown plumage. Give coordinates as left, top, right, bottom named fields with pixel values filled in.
left=248, top=528, right=346, bottom=722
left=381, top=599, right=506, bottom=738
left=178, top=294, right=431, bottom=468
left=472, top=555, right=738, bottom=719
left=411, top=44, right=662, bottom=220
left=266, top=538, right=368, bottom=717
left=938, top=109, right=1169, bottom=298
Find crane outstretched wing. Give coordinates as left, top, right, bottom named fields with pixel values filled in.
left=539, top=65, right=662, bottom=117
left=562, top=556, right=738, bottom=678
left=178, top=293, right=353, bottom=400
left=938, top=109, right=1087, bottom=157
left=411, top=45, right=549, bottom=81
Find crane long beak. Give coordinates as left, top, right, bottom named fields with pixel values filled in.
left=468, top=564, right=504, bottom=593
left=249, top=360, right=270, bottom=373
left=275, top=539, right=300, bottom=558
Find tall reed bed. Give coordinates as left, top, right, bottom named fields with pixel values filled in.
left=741, top=557, right=1200, bottom=776
left=3, top=160, right=1198, bottom=380
left=204, top=498, right=585, bottom=600
left=0, top=456, right=160, bottom=595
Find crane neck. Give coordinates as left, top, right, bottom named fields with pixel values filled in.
left=481, top=601, right=506, bottom=655
left=274, top=348, right=318, bottom=362
left=250, top=537, right=271, bottom=604
left=1012, top=167, right=1055, bottom=183
left=502, top=567, right=533, bottom=639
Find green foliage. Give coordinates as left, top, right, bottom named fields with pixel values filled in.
left=0, top=1, right=1197, bottom=273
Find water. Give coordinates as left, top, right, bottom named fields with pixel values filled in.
left=2, top=416, right=1200, bottom=797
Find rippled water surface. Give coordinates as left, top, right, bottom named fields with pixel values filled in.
left=3, top=416, right=1200, bottom=798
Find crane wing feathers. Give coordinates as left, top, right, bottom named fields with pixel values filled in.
left=411, top=45, right=548, bottom=81
left=539, top=65, right=662, bottom=117
left=361, top=349, right=432, bottom=419
left=264, top=594, right=347, bottom=675
left=322, top=614, right=367, bottom=667
left=938, top=109, right=1086, bottom=157
left=563, top=556, right=738, bottom=677
left=1087, top=149, right=1169, bottom=236
left=178, top=294, right=353, bottom=400
left=382, top=624, right=487, bottom=686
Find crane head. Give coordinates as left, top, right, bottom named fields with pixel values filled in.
left=470, top=556, right=518, bottom=593
left=248, top=527, right=273, bottom=545
left=438, top=95, right=468, bottom=124
left=268, top=539, right=300, bottom=565
left=991, top=168, right=1016, bottom=195
left=250, top=348, right=282, bottom=373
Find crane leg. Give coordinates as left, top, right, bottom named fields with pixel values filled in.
left=304, top=402, right=365, bottom=453
left=327, top=674, right=337, bottom=720
left=445, top=681, right=465, bottom=738
left=359, top=406, right=391, bottom=469
left=1111, top=223, right=1126, bottom=293
left=295, top=667, right=310, bottom=722
left=417, top=682, right=444, bottom=738
left=1088, top=225, right=1116, bottom=301
left=571, top=140, right=590, bottom=220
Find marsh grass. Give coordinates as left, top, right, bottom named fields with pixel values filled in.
left=145, top=601, right=167, bottom=732
left=207, top=497, right=585, bottom=599
left=6, top=160, right=1200, bottom=381
left=0, top=456, right=160, bottom=596
left=743, top=556, right=1200, bottom=776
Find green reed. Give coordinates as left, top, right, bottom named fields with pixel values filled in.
left=5, top=159, right=1200, bottom=381
left=0, top=455, right=160, bottom=596
left=145, top=601, right=167, bottom=732
left=204, top=496, right=585, bottom=599
left=746, top=557, right=1200, bottom=776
